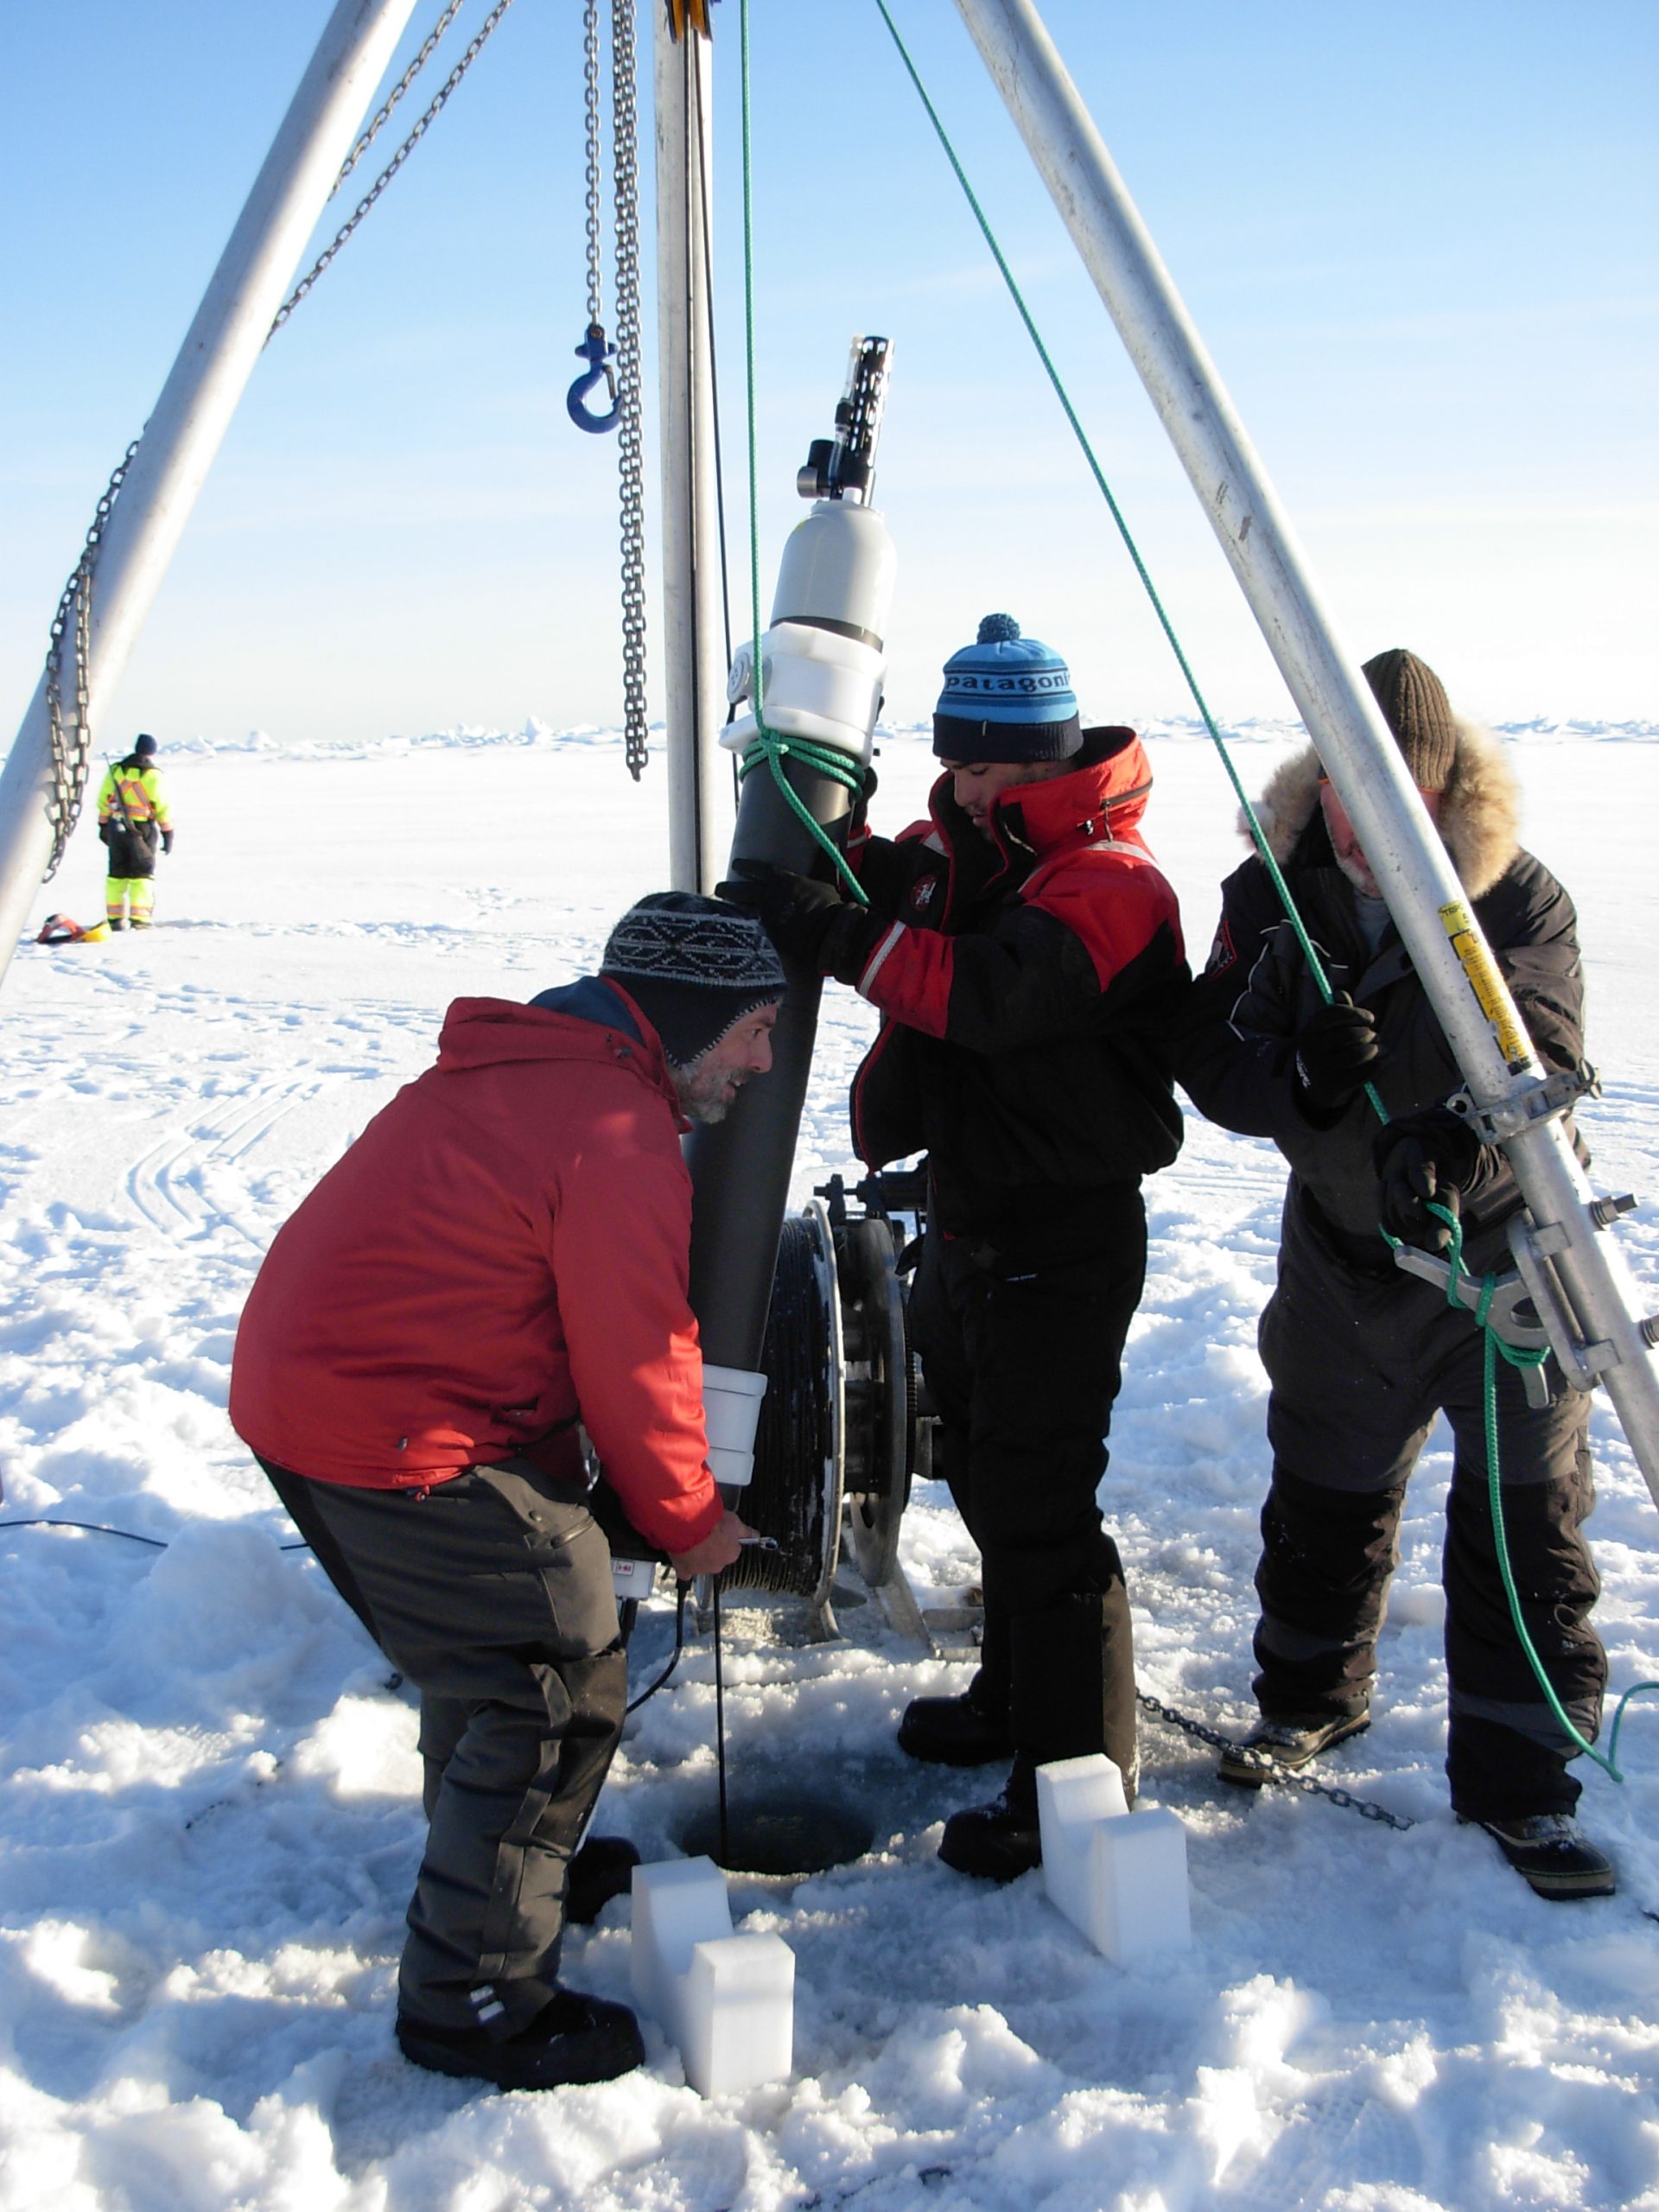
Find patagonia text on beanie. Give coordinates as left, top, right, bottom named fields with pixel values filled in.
left=932, top=613, right=1083, bottom=764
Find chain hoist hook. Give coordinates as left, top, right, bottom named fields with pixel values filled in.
left=567, top=322, right=620, bottom=433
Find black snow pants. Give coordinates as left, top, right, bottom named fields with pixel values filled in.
left=908, top=1185, right=1147, bottom=1798
left=260, top=1454, right=627, bottom=2032
left=101, top=820, right=158, bottom=878
left=1253, top=1204, right=1605, bottom=1820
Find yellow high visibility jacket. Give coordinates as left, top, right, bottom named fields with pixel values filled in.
left=97, top=760, right=174, bottom=831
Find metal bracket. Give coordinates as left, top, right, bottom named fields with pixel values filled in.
left=1504, top=1214, right=1617, bottom=1392
left=1449, top=1063, right=1599, bottom=1148
left=1389, top=1243, right=1557, bottom=1406
left=1392, top=1204, right=1624, bottom=1404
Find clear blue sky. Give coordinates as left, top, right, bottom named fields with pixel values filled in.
left=3, top=1, right=1655, bottom=751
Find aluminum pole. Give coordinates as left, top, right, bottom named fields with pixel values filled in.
left=653, top=5, right=728, bottom=893
left=955, top=0, right=1659, bottom=1499
left=0, top=0, right=421, bottom=987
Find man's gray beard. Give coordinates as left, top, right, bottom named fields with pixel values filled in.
left=1332, top=846, right=1380, bottom=897
left=671, top=1066, right=732, bottom=1125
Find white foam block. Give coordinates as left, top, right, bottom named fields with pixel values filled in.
left=683, top=1930, right=795, bottom=2097
left=630, top=1857, right=794, bottom=2096
left=1037, top=1754, right=1192, bottom=1964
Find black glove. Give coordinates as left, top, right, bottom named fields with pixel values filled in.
left=161, top=829, right=175, bottom=855
left=1373, top=1107, right=1485, bottom=1251
left=1293, top=992, right=1381, bottom=1113
left=716, top=859, right=877, bottom=981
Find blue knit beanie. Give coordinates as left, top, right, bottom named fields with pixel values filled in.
left=932, top=613, right=1082, bottom=763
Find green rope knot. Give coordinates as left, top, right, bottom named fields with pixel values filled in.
left=735, top=723, right=872, bottom=905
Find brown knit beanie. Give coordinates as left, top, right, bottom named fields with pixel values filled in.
left=1361, top=648, right=1458, bottom=793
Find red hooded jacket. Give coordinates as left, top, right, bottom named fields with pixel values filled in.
left=229, top=985, right=723, bottom=1556
left=844, top=728, right=1187, bottom=1251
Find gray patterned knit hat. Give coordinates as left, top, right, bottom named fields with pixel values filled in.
left=601, top=892, right=786, bottom=1068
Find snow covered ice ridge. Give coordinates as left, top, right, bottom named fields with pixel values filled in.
left=1, top=729, right=1656, bottom=2210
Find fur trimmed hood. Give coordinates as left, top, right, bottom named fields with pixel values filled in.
left=1243, top=717, right=1520, bottom=900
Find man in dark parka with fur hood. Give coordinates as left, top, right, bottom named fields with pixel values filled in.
left=1177, top=648, right=1612, bottom=1900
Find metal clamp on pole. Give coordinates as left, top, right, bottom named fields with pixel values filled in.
left=1389, top=1246, right=1556, bottom=1408
left=1446, top=1065, right=1599, bottom=1149
left=1504, top=1215, right=1618, bottom=1393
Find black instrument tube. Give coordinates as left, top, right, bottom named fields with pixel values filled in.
left=685, top=754, right=855, bottom=1372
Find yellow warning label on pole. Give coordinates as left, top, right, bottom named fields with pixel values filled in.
left=1440, top=899, right=1531, bottom=1068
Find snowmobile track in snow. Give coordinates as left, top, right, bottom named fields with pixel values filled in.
left=124, top=1073, right=337, bottom=1244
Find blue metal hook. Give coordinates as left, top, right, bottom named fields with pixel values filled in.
left=567, top=323, right=620, bottom=434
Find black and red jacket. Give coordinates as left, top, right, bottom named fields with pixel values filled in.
left=845, top=727, right=1187, bottom=1256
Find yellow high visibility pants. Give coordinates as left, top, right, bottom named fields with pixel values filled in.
left=106, top=876, right=156, bottom=925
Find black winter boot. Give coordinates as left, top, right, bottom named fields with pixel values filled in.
left=1465, top=1814, right=1616, bottom=1901
left=1217, top=1711, right=1370, bottom=1788
left=938, top=1755, right=1042, bottom=1882
left=899, top=1668, right=1014, bottom=1766
left=397, top=1986, right=645, bottom=2088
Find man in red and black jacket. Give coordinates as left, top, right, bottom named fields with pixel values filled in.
left=232, top=893, right=780, bottom=2088
left=730, top=614, right=1188, bottom=1880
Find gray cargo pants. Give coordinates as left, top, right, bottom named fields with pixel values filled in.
left=261, top=1455, right=626, bottom=2032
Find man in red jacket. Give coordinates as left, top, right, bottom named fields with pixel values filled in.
left=728, top=615, right=1187, bottom=1882
left=231, top=893, right=783, bottom=2088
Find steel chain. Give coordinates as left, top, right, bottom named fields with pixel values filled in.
left=35, top=3, right=512, bottom=869
left=334, top=0, right=467, bottom=194
left=582, top=0, right=604, bottom=329
left=612, top=0, right=649, bottom=778
left=41, top=438, right=143, bottom=878
left=269, top=0, right=518, bottom=340
left=1137, top=1691, right=1418, bottom=1832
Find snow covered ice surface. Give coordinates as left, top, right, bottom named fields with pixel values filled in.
left=3, top=719, right=1657, bottom=2212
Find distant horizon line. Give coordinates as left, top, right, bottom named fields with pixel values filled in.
left=129, top=713, right=1659, bottom=760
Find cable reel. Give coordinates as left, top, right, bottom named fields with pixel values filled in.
left=839, top=1210, right=921, bottom=1591
left=721, top=1178, right=927, bottom=1631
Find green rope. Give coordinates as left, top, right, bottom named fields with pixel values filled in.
left=878, top=1, right=1653, bottom=1791
left=737, top=733, right=870, bottom=897
left=736, top=0, right=869, bottom=906
left=873, top=0, right=1376, bottom=1103
left=1422, top=1198, right=1639, bottom=1783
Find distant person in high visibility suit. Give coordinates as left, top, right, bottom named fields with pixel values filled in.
left=96, top=734, right=175, bottom=929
